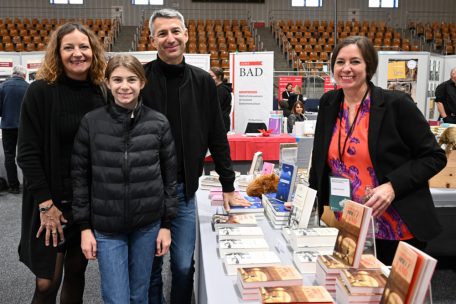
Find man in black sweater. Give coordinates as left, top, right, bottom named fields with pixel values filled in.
left=142, top=8, right=249, bottom=304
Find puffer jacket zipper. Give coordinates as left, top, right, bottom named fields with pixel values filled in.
left=123, top=117, right=130, bottom=229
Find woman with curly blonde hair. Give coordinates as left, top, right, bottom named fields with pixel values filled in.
left=17, top=22, right=107, bottom=303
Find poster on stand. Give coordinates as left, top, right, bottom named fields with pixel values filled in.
left=278, top=76, right=302, bottom=101
left=387, top=59, right=418, bottom=101
left=24, top=56, right=43, bottom=83
left=230, top=52, right=274, bottom=134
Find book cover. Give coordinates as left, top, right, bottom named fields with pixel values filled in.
left=289, top=184, right=317, bottom=229
left=261, top=162, right=275, bottom=175
left=335, top=277, right=383, bottom=303
left=227, top=195, right=264, bottom=214
left=340, top=268, right=387, bottom=294
left=223, top=251, right=281, bottom=275
left=217, top=226, right=264, bottom=241
left=218, top=238, right=269, bottom=256
left=212, top=213, right=257, bottom=230
left=275, top=163, right=297, bottom=202
left=290, top=227, right=339, bottom=250
left=380, top=241, right=437, bottom=304
left=249, top=151, right=264, bottom=175
left=260, top=285, right=334, bottom=303
left=332, top=200, right=373, bottom=267
left=237, top=265, right=303, bottom=288
left=293, top=250, right=319, bottom=274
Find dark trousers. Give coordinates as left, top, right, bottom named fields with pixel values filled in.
left=375, top=237, right=427, bottom=266
left=2, top=128, right=19, bottom=188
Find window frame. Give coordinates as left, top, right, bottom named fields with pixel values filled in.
left=291, top=0, right=323, bottom=7
left=131, top=0, right=164, bottom=5
left=368, top=0, right=399, bottom=8
left=50, top=0, right=84, bottom=4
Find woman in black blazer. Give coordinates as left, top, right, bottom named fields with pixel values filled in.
left=309, top=36, right=446, bottom=265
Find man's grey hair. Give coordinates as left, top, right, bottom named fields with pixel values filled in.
left=149, top=8, right=186, bottom=37
left=451, top=67, right=456, bottom=75
left=12, top=65, right=27, bottom=77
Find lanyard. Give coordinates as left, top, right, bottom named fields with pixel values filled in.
left=338, top=89, right=369, bottom=162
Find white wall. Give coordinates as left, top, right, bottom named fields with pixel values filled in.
left=2, top=0, right=456, bottom=27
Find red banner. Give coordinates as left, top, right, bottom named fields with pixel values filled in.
left=323, top=76, right=337, bottom=93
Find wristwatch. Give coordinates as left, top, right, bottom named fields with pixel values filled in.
left=39, top=202, right=54, bottom=213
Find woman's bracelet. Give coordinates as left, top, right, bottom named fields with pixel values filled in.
left=39, top=202, right=54, bottom=213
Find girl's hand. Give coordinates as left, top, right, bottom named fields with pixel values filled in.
left=36, top=200, right=67, bottom=247
left=155, top=228, right=171, bottom=257
left=81, top=229, right=97, bottom=260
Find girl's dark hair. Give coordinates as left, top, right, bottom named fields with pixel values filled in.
left=330, top=36, right=378, bottom=82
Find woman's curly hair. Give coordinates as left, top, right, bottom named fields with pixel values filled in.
left=36, top=22, right=106, bottom=85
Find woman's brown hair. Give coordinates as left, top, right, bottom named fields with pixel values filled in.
left=36, top=22, right=106, bottom=85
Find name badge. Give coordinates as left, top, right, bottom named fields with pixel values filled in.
left=329, top=176, right=351, bottom=211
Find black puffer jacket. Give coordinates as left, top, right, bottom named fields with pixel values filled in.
left=71, top=100, right=178, bottom=233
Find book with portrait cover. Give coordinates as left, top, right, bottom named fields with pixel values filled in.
left=260, top=285, right=334, bottom=303
left=380, top=241, right=437, bottom=304
left=236, top=265, right=303, bottom=289
left=335, top=277, right=383, bottom=304
left=332, top=200, right=373, bottom=268
left=340, top=268, right=387, bottom=294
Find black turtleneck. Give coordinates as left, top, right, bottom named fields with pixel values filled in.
left=156, top=57, right=186, bottom=182
left=58, top=74, right=104, bottom=199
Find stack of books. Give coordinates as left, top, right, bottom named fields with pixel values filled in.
left=262, top=193, right=291, bottom=229
left=259, top=285, right=334, bottom=303
left=335, top=268, right=387, bottom=303
left=212, top=213, right=257, bottom=231
left=200, top=175, right=222, bottom=190
left=288, top=227, right=339, bottom=253
left=236, top=175, right=253, bottom=192
left=316, top=254, right=385, bottom=298
left=225, top=195, right=265, bottom=219
left=209, top=188, right=240, bottom=206
left=223, top=251, right=282, bottom=275
left=292, top=250, right=320, bottom=273
left=217, top=226, right=264, bottom=241
left=380, top=241, right=438, bottom=304
left=235, top=265, right=303, bottom=301
left=218, top=238, right=270, bottom=257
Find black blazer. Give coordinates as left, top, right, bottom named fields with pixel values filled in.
left=309, top=83, right=447, bottom=241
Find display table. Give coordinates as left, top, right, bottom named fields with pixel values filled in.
left=226, top=133, right=296, bottom=161
left=194, top=188, right=314, bottom=304
left=427, top=188, right=456, bottom=256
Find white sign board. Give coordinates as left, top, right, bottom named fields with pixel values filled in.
left=230, top=52, right=274, bottom=133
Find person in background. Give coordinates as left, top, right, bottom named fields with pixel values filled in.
left=72, top=54, right=178, bottom=304
left=309, top=36, right=446, bottom=265
left=280, top=83, right=293, bottom=117
left=287, top=85, right=304, bottom=112
left=435, top=67, right=456, bottom=123
left=142, top=8, right=249, bottom=304
left=209, top=67, right=232, bottom=132
left=0, top=65, right=29, bottom=194
left=287, top=100, right=306, bottom=133
left=17, top=23, right=106, bottom=303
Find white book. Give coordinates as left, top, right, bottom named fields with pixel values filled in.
left=223, top=251, right=281, bottom=275
left=217, top=226, right=264, bottom=241
left=289, top=184, right=317, bottom=229
left=212, top=213, right=257, bottom=231
left=248, top=151, right=263, bottom=175
left=200, top=175, right=222, bottom=187
left=289, top=227, right=339, bottom=251
left=293, top=250, right=319, bottom=273
left=282, top=227, right=292, bottom=242
left=218, top=238, right=270, bottom=257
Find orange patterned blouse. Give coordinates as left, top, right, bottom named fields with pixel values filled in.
left=327, top=95, right=413, bottom=240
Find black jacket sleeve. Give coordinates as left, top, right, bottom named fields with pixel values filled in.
left=71, top=115, right=92, bottom=231
left=17, top=82, right=52, bottom=205
left=159, top=118, right=178, bottom=229
left=207, top=76, right=235, bottom=193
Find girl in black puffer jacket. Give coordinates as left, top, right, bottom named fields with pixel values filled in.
left=71, top=54, right=177, bottom=303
